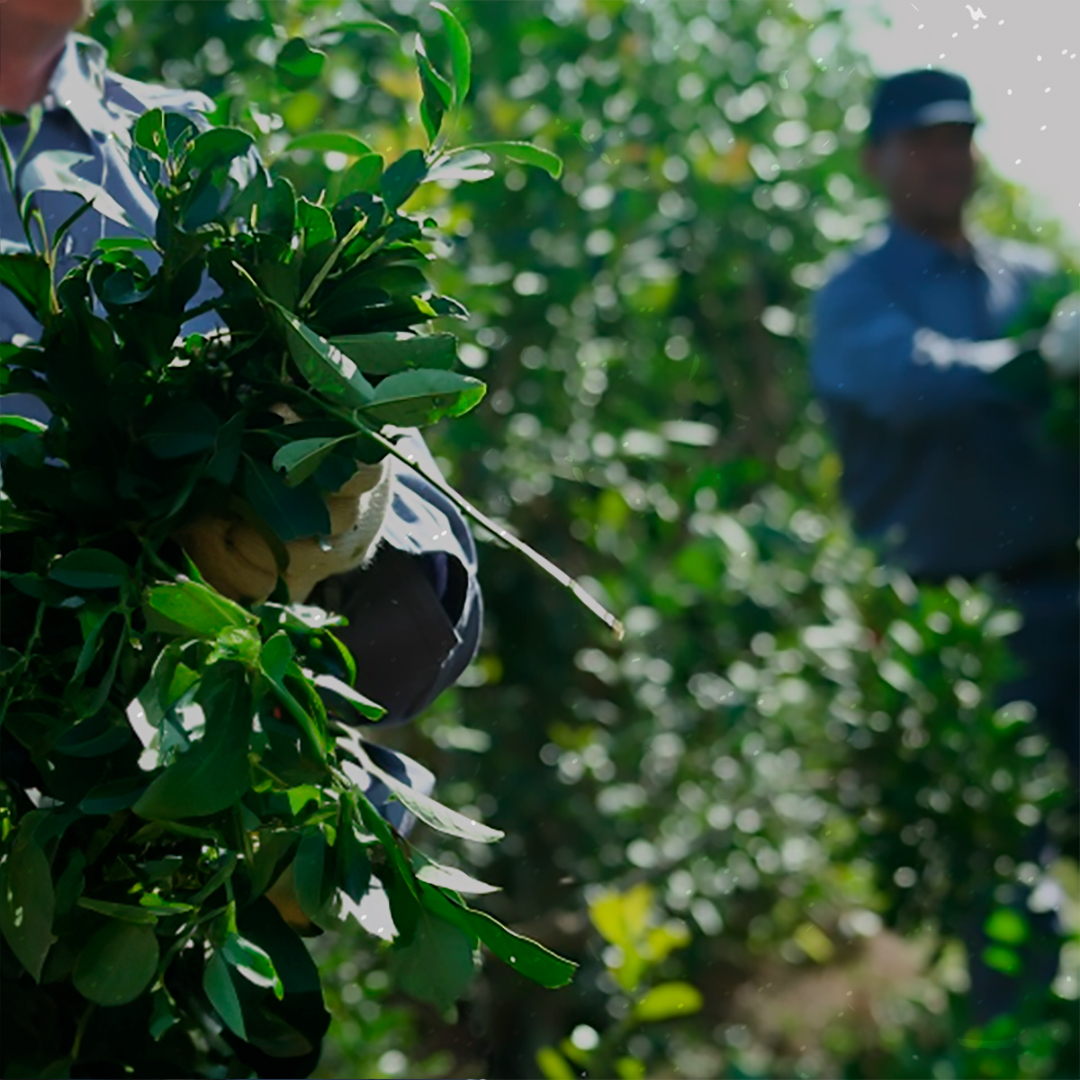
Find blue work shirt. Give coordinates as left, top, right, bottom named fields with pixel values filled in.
left=811, top=220, right=1078, bottom=580
left=1, top=36, right=480, bottom=789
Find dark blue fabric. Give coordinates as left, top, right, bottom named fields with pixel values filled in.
left=811, top=221, right=1078, bottom=581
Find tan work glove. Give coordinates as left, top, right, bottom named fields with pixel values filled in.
left=173, top=459, right=391, bottom=605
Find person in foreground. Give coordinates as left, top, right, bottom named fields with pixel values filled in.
left=1, top=2, right=481, bottom=1075
left=811, top=68, right=1078, bottom=1030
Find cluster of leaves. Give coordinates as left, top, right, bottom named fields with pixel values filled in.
left=74, top=2, right=1079, bottom=1079
left=538, top=883, right=703, bottom=1080
left=0, top=10, right=577, bottom=1079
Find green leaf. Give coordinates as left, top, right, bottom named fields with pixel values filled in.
left=259, top=632, right=329, bottom=761
left=391, top=909, right=478, bottom=1011
left=359, top=368, right=485, bottom=427
left=79, top=775, right=148, bottom=815
left=381, top=148, right=428, bottom=211
left=165, top=112, right=199, bottom=153
left=349, top=746, right=502, bottom=842
left=133, top=662, right=253, bottom=820
left=207, top=624, right=262, bottom=668
left=416, top=860, right=500, bottom=895
left=0, top=831, right=55, bottom=981
left=272, top=435, right=357, bottom=488
left=261, top=175, right=297, bottom=239
left=294, top=829, right=333, bottom=924
left=260, top=629, right=295, bottom=683
left=416, top=40, right=451, bottom=144
left=139, top=894, right=195, bottom=915
left=615, top=1056, right=647, bottom=1080
left=982, top=944, right=1023, bottom=976
left=222, top=932, right=284, bottom=999
left=181, top=127, right=255, bottom=178
left=353, top=792, right=420, bottom=941
left=142, top=402, right=220, bottom=459
left=471, top=141, right=563, bottom=179
left=0, top=252, right=52, bottom=320
left=49, top=549, right=130, bottom=590
left=133, top=107, right=167, bottom=160
left=284, top=132, right=372, bottom=157
left=536, top=1048, right=577, bottom=1080
left=205, top=411, right=244, bottom=486
left=143, top=578, right=256, bottom=638
left=985, top=908, right=1029, bottom=946
left=331, top=331, right=458, bottom=375
left=311, top=673, right=385, bottom=721
left=432, top=3, right=472, bottom=105
left=632, top=981, right=704, bottom=1022
left=242, top=458, right=331, bottom=543
left=275, top=305, right=376, bottom=407
left=76, top=898, right=159, bottom=925
left=149, top=987, right=179, bottom=1041
left=54, top=712, right=131, bottom=757
left=0, top=414, right=46, bottom=436
left=318, top=18, right=397, bottom=36
left=276, top=37, right=326, bottom=88
left=73, top=921, right=159, bottom=1006
left=340, top=154, right=384, bottom=197
left=426, top=149, right=493, bottom=184
left=298, top=196, right=336, bottom=252
left=204, top=950, right=247, bottom=1039
left=287, top=785, right=320, bottom=816
left=94, top=236, right=157, bottom=254
left=421, top=883, right=577, bottom=989
left=338, top=819, right=372, bottom=903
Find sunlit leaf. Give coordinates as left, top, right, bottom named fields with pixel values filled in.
left=632, top=981, right=703, bottom=1022
left=416, top=860, right=500, bottom=895
left=359, top=368, right=485, bottom=427
left=433, top=3, right=472, bottom=105
left=471, top=141, right=563, bottom=179
left=133, top=662, right=253, bottom=820
left=143, top=579, right=256, bottom=638
left=284, top=132, right=372, bottom=157
left=331, top=331, right=457, bottom=375
left=421, top=883, right=576, bottom=989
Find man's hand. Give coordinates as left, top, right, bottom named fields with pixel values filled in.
left=173, top=459, right=392, bottom=605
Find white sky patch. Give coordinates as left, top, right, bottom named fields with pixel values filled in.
left=843, top=0, right=1080, bottom=249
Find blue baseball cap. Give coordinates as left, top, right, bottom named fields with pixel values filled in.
left=868, top=70, right=978, bottom=142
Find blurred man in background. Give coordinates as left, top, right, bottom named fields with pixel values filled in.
left=811, top=67, right=1078, bottom=1028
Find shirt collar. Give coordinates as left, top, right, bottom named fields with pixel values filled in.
left=885, top=218, right=1000, bottom=278
left=42, top=34, right=138, bottom=145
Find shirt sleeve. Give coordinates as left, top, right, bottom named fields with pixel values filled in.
left=811, top=266, right=1029, bottom=428
left=307, top=431, right=482, bottom=727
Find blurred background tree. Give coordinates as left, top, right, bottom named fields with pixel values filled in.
left=84, top=1, right=1078, bottom=1077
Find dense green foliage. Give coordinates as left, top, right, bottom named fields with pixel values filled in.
left=0, top=12, right=579, bottom=1078
left=3, top=0, right=1077, bottom=1078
